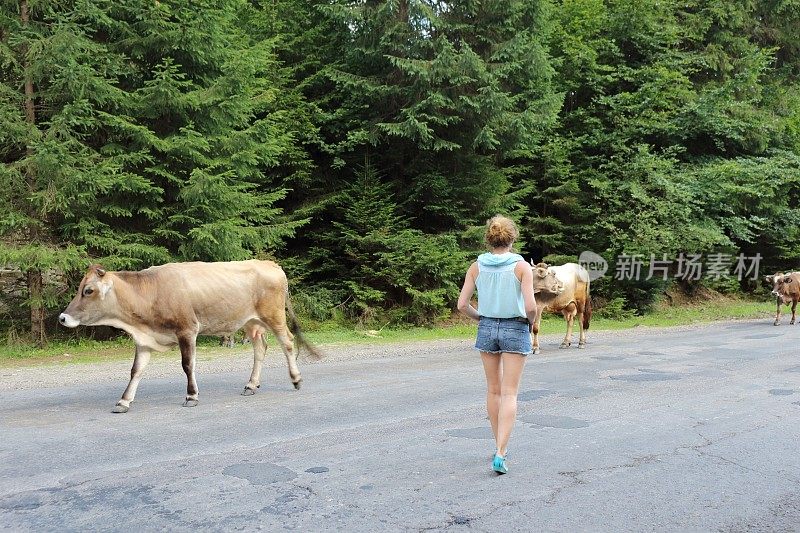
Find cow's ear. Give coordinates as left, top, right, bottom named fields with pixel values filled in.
left=766, top=275, right=774, bottom=283
left=96, top=267, right=106, bottom=277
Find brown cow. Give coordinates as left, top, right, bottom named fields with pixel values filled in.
left=766, top=272, right=800, bottom=326
left=530, top=262, right=592, bottom=354
left=59, top=260, right=321, bottom=413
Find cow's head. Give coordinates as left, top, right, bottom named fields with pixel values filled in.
left=531, top=262, right=563, bottom=294
left=766, top=272, right=788, bottom=297
left=59, top=264, right=115, bottom=328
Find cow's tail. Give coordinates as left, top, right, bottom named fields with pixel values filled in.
left=285, top=289, right=324, bottom=360
left=582, top=279, right=592, bottom=331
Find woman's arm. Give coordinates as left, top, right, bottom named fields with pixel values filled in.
left=517, top=261, right=538, bottom=325
left=457, top=262, right=480, bottom=321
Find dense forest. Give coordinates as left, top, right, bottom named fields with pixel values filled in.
left=2, top=0, right=800, bottom=345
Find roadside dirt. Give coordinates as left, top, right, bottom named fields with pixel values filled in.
left=0, top=319, right=752, bottom=392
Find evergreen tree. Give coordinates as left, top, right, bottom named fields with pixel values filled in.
left=283, top=0, right=559, bottom=318
left=539, top=0, right=800, bottom=309
left=313, top=0, right=558, bottom=229
left=4, top=0, right=800, bottom=341
left=108, top=0, right=308, bottom=261
left=0, top=0, right=314, bottom=342
left=0, top=0, right=155, bottom=345
left=323, top=162, right=467, bottom=323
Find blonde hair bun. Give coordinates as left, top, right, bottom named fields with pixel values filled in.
left=485, top=215, right=518, bottom=248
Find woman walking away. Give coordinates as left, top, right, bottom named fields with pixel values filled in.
left=457, top=215, right=537, bottom=474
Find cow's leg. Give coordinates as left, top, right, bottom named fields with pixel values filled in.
left=560, top=303, right=577, bottom=349
left=792, top=300, right=797, bottom=325
left=243, top=326, right=267, bottom=395
left=775, top=297, right=782, bottom=326
left=531, top=311, right=542, bottom=355
left=257, top=301, right=302, bottom=389
left=577, top=304, right=586, bottom=349
left=112, top=345, right=151, bottom=413
left=275, top=327, right=301, bottom=389
left=179, top=335, right=199, bottom=407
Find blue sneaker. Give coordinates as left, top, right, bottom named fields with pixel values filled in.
left=492, top=454, right=508, bottom=474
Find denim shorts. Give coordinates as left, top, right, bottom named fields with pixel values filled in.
left=475, top=316, right=532, bottom=356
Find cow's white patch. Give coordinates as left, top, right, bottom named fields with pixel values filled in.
left=59, top=313, right=80, bottom=328
left=98, top=279, right=114, bottom=300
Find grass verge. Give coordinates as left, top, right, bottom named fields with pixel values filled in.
left=0, top=298, right=774, bottom=368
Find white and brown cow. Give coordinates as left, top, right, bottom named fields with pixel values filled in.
left=766, top=272, right=800, bottom=326
left=530, top=262, right=592, bottom=354
left=59, top=260, right=321, bottom=413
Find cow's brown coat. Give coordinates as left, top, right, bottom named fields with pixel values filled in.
left=766, top=272, right=800, bottom=326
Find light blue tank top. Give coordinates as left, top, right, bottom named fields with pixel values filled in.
left=475, top=252, right=527, bottom=319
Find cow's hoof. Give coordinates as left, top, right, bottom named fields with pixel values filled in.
left=182, top=399, right=199, bottom=407
left=774, top=322, right=781, bottom=326
left=578, top=343, right=586, bottom=349
left=792, top=321, right=796, bottom=325
left=111, top=404, right=129, bottom=414
left=559, top=343, right=570, bottom=349
left=533, top=348, right=540, bottom=355
left=241, top=387, right=256, bottom=396
left=293, top=380, right=302, bottom=390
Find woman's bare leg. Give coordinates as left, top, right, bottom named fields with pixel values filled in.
left=496, top=352, right=527, bottom=456
left=481, top=352, right=502, bottom=442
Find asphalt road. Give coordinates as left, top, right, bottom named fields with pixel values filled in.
left=1, top=320, right=799, bottom=532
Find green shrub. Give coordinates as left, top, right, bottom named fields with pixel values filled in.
left=595, top=297, right=636, bottom=320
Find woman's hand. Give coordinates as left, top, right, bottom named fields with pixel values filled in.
left=457, top=262, right=481, bottom=321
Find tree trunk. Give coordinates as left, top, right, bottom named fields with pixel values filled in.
left=20, top=0, right=45, bottom=347
left=20, top=0, right=35, bottom=124
left=398, top=0, right=408, bottom=22
left=27, top=270, right=46, bottom=347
